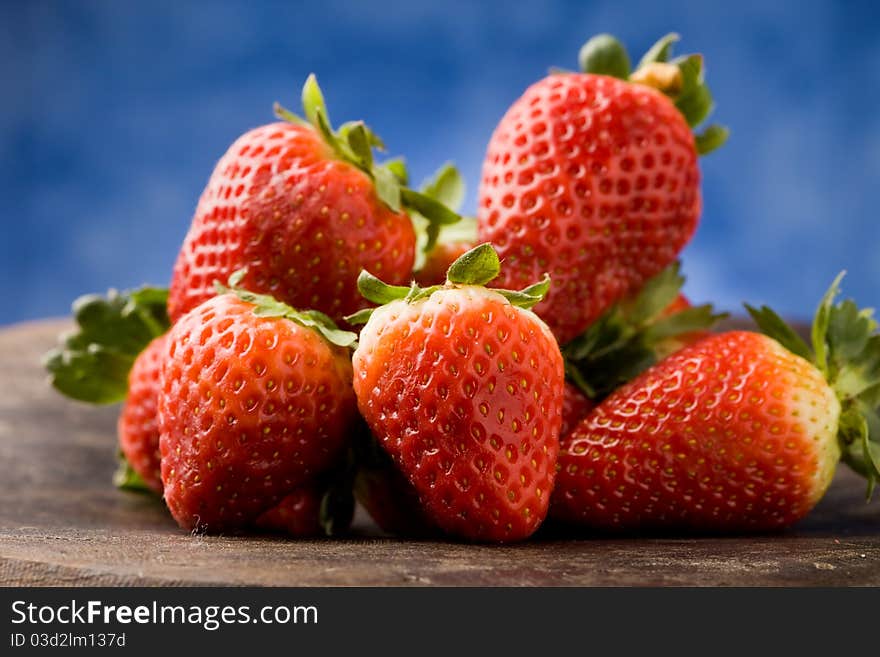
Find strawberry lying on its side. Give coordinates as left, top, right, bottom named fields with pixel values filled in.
left=159, top=272, right=359, bottom=533
left=349, top=243, right=565, bottom=542
left=42, top=286, right=172, bottom=494
left=169, top=75, right=460, bottom=325
left=117, top=334, right=167, bottom=493
left=559, top=269, right=722, bottom=443
left=552, top=275, right=880, bottom=531
left=478, top=33, right=727, bottom=344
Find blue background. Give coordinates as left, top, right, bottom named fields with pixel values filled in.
left=3, top=0, right=879, bottom=325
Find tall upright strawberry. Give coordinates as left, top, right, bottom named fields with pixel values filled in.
left=552, top=275, right=880, bottom=531
left=349, top=244, right=565, bottom=542
left=168, top=75, right=460, bottom=325
left=479, top=33, right=727, bottom=344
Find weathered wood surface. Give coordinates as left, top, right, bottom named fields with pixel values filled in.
left=1, top=319, right=878, bottom=586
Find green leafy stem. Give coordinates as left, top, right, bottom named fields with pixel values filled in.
left=746, top=273, right=880, bottom=497
left=563, top=262, right=728, bottom=400
left=578, top=33, right=728, bottom=155
left=345, top=242, right=550, bottom=325
left=275, top=75, right=462, bottom=253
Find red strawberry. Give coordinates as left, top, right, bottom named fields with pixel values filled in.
left=158, top=275, right=359, bottom=532
left=559, top=293, right=721, bottom=439
left=353, top=433, right=436, bottom=536
left=168, top=75, right=460, bottom=325
left=254, top=487, right=323, bottom=537
left=478, top=33, right=727, bottom=344
left=414, top=240, right=473, bottom=287
left=255, top=472, right=354, bottom=537
left=552, top=275, right=880, bottom=531
left=350, top=244, right=565, bottom=542
left=117, top=334, right=167, bottom=493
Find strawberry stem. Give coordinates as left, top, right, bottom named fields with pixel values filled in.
left=746, top=273, right=880, bottom=496
left=216, top=269, right=358, bottom=349
left=578, top=32, right=729, bottom=155
left=346, top=243, right=552, bottom=325
left=275, top=75, right=464, bottom=253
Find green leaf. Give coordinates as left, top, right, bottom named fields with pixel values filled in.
left=113, top=452, right=156, bottom=494
left=642, top=305, right=728, bottom=343
left=382, top=158, right=409, bottom=185
left=301, top=73, right=329, bottom=131
left=673, top=55, right=713, bottom=127
left=343, top=307, right=375, bottom=326
left=400, top=188, right=461, bottom=253
left=43, top=286, right=170, bottom=404
left=623, top=262, right=684, bottom=326
left=356, top=269, right=411, bottom=305
left=420, top=163, right=465, bottom=213
left=344, top=121, right=374, bottom=172
left=637, top=32, right=680, bottom=69
left=496, top=275, right=551, bottom=310
left=827, top=303, right=880, bottom=399
left=695, top=124, right=729, bottom=155
left=564, top=265, right=726, bottom=400
left=221, top=273, right=357, bottom=348
left=838, top=404, right=880, bottom=499
left=446, top=242, right=501, bottom=286
left=293, top=309, right=359, bottom=348
left=744, top=304, right=813, bottom=362
left=373, top=165, right=402, bottom=213
left=578, top=33, right=631, bottom=79
left=401, top=189, right=460, bottom=226
left=313, top=108, right=339, bottom=153
left=273, top=101, right=307, bottom=127
left=812, top=271, right=846, bottom=377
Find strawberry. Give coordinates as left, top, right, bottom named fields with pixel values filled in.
left=255, top=457, right=356, bottom=537
left=117, top=334, right=167, bottom=493
left=353, top=431, right=437, bottom=536
left=559, top=285, right=715, bottom=441
left=158, top=273, right=359, bottom=533
left=168, top=75, right=460, bottom=325
left=551, top=274, right=880, bottom=531
left=43, top=286, right=172, bottom=493
left=478, top=33, right=727, bottom=344
left=349, top=243, right=565, bottom=542
left=255, top=487, right=324, bottom=537
left=414, top=239, right=474, bottom=287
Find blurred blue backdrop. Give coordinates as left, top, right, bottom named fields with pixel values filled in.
left=3, top=0, right=879, bottom=325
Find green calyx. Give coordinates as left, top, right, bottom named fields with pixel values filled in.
left=564, top=262, right=728, bottom=400
left=746, top=273, right=880, bottom=497
left=275, top=75, right=461, bottom=252
left=42, top=286, right=170, bottom=404
left=345, top=242, right=550, bottom=325
left=216, top=270, right=357, bottom=349
left=577, top=33, right=728, bottom=155
left=113, top=450, right=156, bottom=495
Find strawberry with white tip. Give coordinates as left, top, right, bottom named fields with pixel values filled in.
left=552, top=274, right=880, bottom=531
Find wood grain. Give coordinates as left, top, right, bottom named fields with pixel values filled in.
left=1, top=319, right=878, bottom=586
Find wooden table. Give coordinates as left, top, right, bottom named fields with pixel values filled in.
left=1, top=320, right=878, bottom=586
